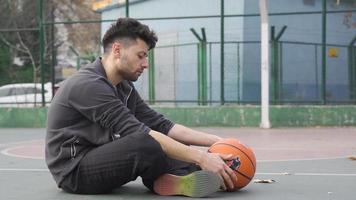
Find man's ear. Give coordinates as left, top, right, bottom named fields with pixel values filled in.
left=112, top=42, right=121, bottom=57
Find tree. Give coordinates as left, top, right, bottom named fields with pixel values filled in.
left=0, top=0, right=100, bottom=104
left=0, top=0, right=54, bottom=85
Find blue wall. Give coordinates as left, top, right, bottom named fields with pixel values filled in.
left=101, top=0, right=245, bottom=104
left=100, top=0, right=355, bottom=104
left=242, top=0, right=355, bottom=103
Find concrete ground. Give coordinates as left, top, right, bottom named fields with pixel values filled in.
left=0, top=127, right=356, bottom=200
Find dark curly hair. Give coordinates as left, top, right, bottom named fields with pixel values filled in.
left=102, top=18, right=158, bottom=53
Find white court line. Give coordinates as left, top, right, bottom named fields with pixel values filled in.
left=0, top=168, right=49, bottom=172
left=1, top=140, right=353, bottom=162
left=257, top=156, right=352, bottom=162
left=0, top=168, right=355, bottom=177
left=256, top=172, right=356, bottom=176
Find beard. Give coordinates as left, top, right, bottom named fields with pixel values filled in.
left=127, top=73, right=139, bottom=82
left=118, top=69, right=139, bottom=82
left=118, top=55, right=140, bottom=82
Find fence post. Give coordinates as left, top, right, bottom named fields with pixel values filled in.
left=270, top=26, right=277, bottom=104
left=197, top=43, right=202, bottom=104
left=50, top=5, right=56, bottom=98
left=237, top=42, right=241, bottom=104
left=148, top=49, right=155, bottom=104
left=37, top=0, right=45, bottom=107
left=125, top=0, right=129, bottom=17
left=270, top=25, right=286, bottom=104
left=191, top=28, right=208, bottom=105
left=201, top=28, right=208, bottom=105
left=220, top=0, right=225, bottom=105
left=209, top=43, right=213, bottom=105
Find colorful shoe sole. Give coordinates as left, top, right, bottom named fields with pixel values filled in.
left=153, top=170, right=221, bottom=197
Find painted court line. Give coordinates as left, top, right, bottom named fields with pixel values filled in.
left=257, top=172, right=356, bottom=177
left=0, top=139, right=43, bottom=147
left=0, top=168, right=49, bottom=172
left=0, top=168, right=355, bottom=177
left=257, top=156, right=352, bottom=162
left=1, top=146, right=43, bottom=160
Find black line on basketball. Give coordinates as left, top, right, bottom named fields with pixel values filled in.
left=236, top=170, right=252, bottom=181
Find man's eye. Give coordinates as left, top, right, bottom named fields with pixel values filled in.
left=138, top=54, right=147, bottom=59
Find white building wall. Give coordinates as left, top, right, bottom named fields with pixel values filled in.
left=100, top=0, right=245, bottom=103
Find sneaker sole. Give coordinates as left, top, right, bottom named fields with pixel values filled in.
left=153, top=170, right=221, bottom=197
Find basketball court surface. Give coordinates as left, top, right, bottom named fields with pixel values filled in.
left=1, top=127, right=355, bottom=200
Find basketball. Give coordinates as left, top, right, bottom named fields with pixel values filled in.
left=208, top=138, right=256, bottom=191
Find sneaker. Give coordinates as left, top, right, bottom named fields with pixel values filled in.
left=153, top=170, right=221, bottom=197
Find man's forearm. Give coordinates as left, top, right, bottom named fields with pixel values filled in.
left=149, top=130, right=206, bottom=165
left=167, top=124, right=221, bottom=146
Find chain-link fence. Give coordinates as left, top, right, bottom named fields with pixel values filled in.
left=0, top=0, right=355, bottom=107
left=0, top=0, right=48, bottom=107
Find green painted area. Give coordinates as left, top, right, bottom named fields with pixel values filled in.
left=155, top=106, right=356, bottom=127
left=0, top=107, right=47, bottom=128
left=154, top=106, right=260, bottom=127
left=0, top=106, right=356, bottom=128
left=269, top=106, right=356, bottom=126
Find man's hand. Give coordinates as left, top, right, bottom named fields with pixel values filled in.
left=197, top=152, right=238, bottom=191
left=149, top=130, right=237, bottom=190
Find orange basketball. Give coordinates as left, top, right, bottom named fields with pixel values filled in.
left=208, top=138, right=256, bottom=191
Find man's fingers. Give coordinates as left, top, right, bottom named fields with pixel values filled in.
left=218, top=175, right=227, bottom=190
left=220, top=153, right=237, bottom=161
left=227, top=165, right=238, bottom=182
left=221, top=167, right=235, bottom=190
left=226, top=164, right=239, bottom=186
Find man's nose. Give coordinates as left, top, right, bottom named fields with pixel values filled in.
left=142, top=57, right=149, bottom=68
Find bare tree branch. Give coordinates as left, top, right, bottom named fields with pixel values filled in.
left=0, top=34, right=27, bottom=53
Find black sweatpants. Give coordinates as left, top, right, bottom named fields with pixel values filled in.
left=60, top=132, right=200, bottom=194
